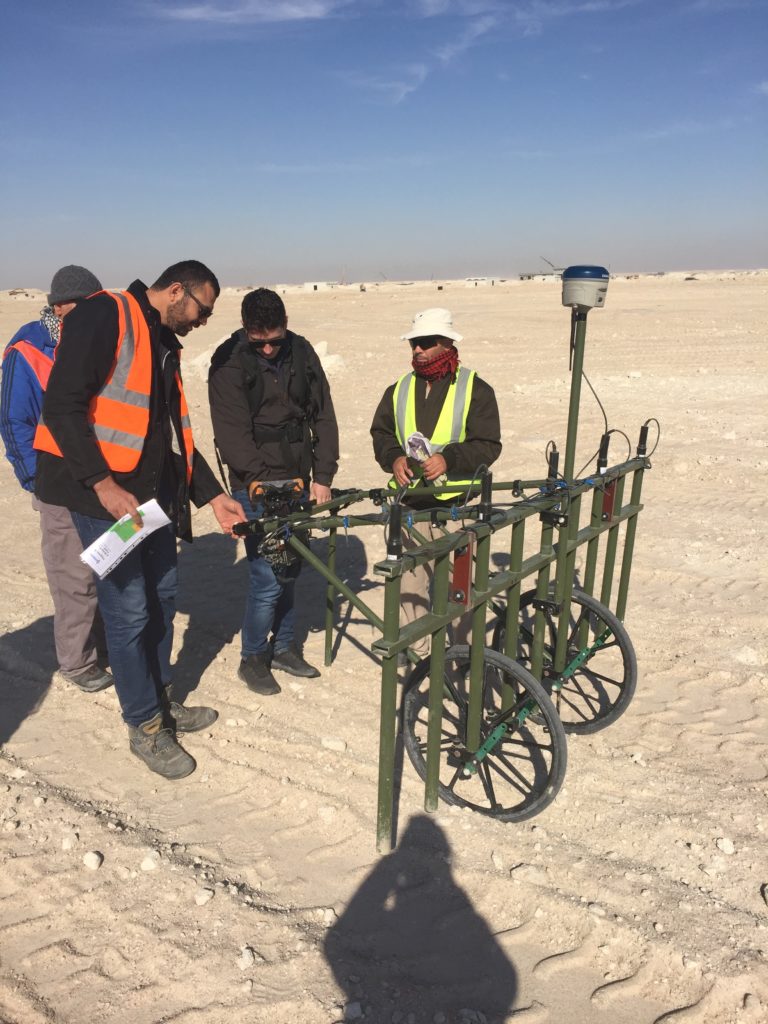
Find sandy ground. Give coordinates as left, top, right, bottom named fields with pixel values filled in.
left=0, top=272, right=767, bottom=1024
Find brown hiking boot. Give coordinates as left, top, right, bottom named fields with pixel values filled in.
left=128, top=712, right=196, bottom=779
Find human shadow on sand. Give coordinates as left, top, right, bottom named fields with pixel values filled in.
left=292, top=532, right=375, bottom=661
left=324, top=815, right=518, bottom=1024
left=172, top=528, right=374, bottom=700
left=0, top=616, right=56, bottom=745
left=172, top=531, right=245, bottom=701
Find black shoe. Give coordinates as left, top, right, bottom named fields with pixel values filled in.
left=238, top=655, right=281, bottom=695
left=271, top=645, right=320, bottom=679
left=61, top=664, right=114, bottom=693
left=168, top=702, right=218, bottom=733
left=128, top=713, right=196, bottom=780
left=161, top=685, right=218, bottom=732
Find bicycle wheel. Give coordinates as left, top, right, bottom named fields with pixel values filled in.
left=402, top=645, right=567, bottom=822
left=492, top=588, right=637, bottom=734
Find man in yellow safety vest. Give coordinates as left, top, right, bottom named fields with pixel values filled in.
left=370, top=307, right=501, bottom=660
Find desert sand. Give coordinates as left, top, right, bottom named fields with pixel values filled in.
left=0, top=271, right=766, bottom=1024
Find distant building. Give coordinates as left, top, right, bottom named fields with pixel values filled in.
left=303, top=281, right=338, bottom=292
left=518, top=271, right=560, bottom=281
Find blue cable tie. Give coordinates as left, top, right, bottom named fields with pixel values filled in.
left=451, top=505, right=459, bottom=520
left=342, top=515, right=350, bottom=529
left=406, top=513, right=413, bottom=528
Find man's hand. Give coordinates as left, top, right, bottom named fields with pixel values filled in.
left=422, top=453, right=447, bottom=482
left=310, top=482, right=332, bottom=505
left=392, top=455, right=414, bottom=487
left=93, top=476, right=142, bottom=525
left=210, top=493, right=247, bottom=535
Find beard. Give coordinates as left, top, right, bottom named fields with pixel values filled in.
left=165, top=297, right=195, bottom=336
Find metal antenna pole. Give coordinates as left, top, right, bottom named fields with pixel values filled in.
left=560, top=266, right=609, bottom=482
left=563, top=308, right=588, bottom=483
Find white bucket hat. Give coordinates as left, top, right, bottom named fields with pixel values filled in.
left=401, top=307, right=463, bottom=343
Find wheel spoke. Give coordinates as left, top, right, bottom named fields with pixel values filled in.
left=487, top=751, right=536, bottom=798
left=498, top=733, right=555, bottom=757
left=556, top=693, right=593, bottom=723
left=403, top=646, right=567, bottom=821
left=415, top=736, right=460, bottom=756
left=478, top=760, right=499, bottom=808
left=567, top=606, right=590, bottom=645
left=491, top=591, right=637, bottom=735
left=570, top=668, right=623, bottom=691
left=445, top=762, right=467, bottom=794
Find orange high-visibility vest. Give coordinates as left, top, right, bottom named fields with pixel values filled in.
left=34, top=290, right=194, bottom=482
left=2, top=340, right=53, bottom=389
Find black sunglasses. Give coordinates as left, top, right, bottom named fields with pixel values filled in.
left=248, top=332, right=288, bottom=347
left=408, top=335, right=442, bottom=351
left=183, top=284, right=213, bottom=321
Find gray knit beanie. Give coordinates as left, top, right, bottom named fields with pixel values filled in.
left=47, top=265, right=102, bottom=305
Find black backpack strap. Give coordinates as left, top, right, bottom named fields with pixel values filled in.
left=236, top=331, right=318, bottom=480
left=236, top=330, right=266, bottom=419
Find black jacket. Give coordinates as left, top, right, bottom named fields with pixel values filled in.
left=208, top=329, right=339, bottom=492
left=35, top=280, right=222, bottom=540
left=370, top=369, right=502, bottom=508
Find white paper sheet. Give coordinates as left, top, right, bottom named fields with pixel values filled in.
left=79, top=499, right=172, bottom=579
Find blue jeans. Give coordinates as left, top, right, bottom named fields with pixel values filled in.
left=71, top=512, right=177, bottom=727
left=233, top=489, right=301, bottom=658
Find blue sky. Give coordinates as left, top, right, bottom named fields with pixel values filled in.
left=1, top=0, right=766, bottom=287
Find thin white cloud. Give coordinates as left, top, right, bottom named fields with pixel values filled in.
left=509, top=0, right=640, bottom=37
left=414, top=0, right=640, bottom=21
left=420, top=1, right=639, bottom=80
left=756, top=80, right=768, bottom=95
left=416, top=0, right=453, bottom=13
left=435, top=14, right=497, bottom=63
left=342, top=63, right=430, bottom=103
left=621, top=116, right=739, bottom=143
left=348, top=1, right=639, bottom=103
left=685, top=0, right=759, bottom=11
left=152, top=0, right=351, bottom=23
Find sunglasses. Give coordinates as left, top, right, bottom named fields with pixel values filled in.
left=183, top=284, right=213, bottom=321
left=248, top=332, right=288, bottom=347
left=408, top=335, right=442, bottom=351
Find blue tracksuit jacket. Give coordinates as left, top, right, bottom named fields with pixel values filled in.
left=1, top=319, right=55, bottom=491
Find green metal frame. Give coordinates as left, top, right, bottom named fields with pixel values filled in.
left=234, top=296, right=653, bottom=851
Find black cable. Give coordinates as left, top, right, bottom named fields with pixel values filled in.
left=611, top=428, right=633, bottom=461
left=454, top=464, right=488, bottom=513
left=643, top=417, right=661, bottom=458
left=582, top=369, right=609, bottom=434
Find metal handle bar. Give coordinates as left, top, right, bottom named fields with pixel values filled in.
left=230, top=455, right=649, bottom=539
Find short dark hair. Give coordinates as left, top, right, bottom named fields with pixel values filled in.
left=241, top=288, right=287, bottom=332
left=151, top=260, right=220, bottom=298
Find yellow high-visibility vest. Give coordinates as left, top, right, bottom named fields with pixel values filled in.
left=389, top=366, right=476, bottom=499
